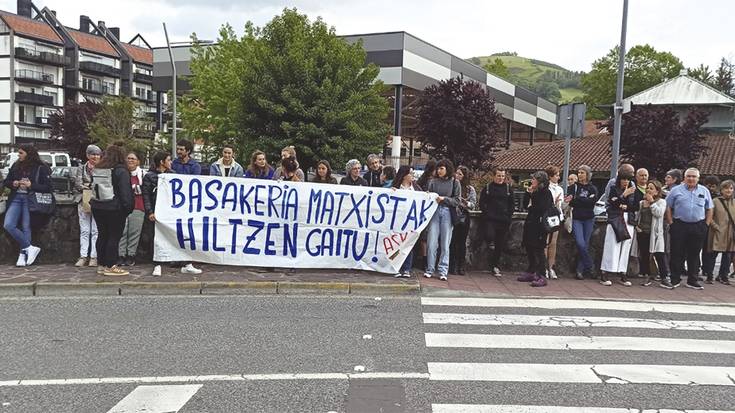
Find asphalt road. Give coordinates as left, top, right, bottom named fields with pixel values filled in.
left=0, top=295, right=734, bottom=412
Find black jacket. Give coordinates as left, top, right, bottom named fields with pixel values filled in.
left=522, top=187, right=554, bottom=248
left=142, top=169, right=166, bottom=216
left=3, top=162, right=53, bottom=203
left=567, top=182, right=599, bottom=220
left=363, top=169, right=382, bottom=187
left=479, top=182, right=514, bottom=223
left=90, top=164, right=134, bottom=214
left=340, top=175, right=368, bottom=186
left=606, top=185, right=638, bottom=219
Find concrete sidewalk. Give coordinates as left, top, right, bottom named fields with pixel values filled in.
left=0, top=263, right=733, bottom=302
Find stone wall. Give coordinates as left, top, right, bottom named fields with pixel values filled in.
left=1, top=201, right=621, bottom=276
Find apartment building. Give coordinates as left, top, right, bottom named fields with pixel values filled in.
left=0, top=0, right=156, bottom=153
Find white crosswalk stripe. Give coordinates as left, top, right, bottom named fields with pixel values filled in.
left=422, top=297, right=735, bottom=412
left=106, top=384, right=202, bottom=413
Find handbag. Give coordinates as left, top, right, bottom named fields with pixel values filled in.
left=720, top=198, right=735, bottom=249
left=542, top=206, right=563, bottom=233
left=81, top=188, right=93, bottom=213
left=563, top=204, right=573, bottom=233
left=448, top=179, right=466, bottom=226
left=27, top=167, right=56, bottom=215
left=609, top=214, right=631, bottom=242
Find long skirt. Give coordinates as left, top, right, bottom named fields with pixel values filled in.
left=601, top=213, right=634, bottom=274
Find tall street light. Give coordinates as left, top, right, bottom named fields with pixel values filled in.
left=610, top=0, right=629, bottom=177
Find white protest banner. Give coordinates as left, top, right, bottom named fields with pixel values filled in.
left=153, top=174, right=439, bottom=273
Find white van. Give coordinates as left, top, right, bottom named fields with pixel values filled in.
left=1, top=151, right=71, bottom=178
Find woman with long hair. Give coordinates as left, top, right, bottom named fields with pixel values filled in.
left=117, top=152, right=146, bottom=266
left=600, top=172, right=637, bottom=286
left=3, top=144, right=51, bottom=266
left=312, top=160, right=337, bottom=184
left=244, top=150, right=274, bottom=179
left=517, top=171, right=554, bottom=287
left=210, top=144, right=244, bottom=178
left=565, top=165, right=599, bottom=280
left=273, top=145, right=305, bottom=181
left=392, top=166, right=422, bottom=277
left=636, top=180, right=670, bottom=287
left=143, top=151, right=173, bottom=277
left=449, top=165, right=476, bottom=275
left=424, top=159, right=460, bottom=281
left=279, top=156, right=301, bottom=182
left=90, top=144, right=134, bottom=276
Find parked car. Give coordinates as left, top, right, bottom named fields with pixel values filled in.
left=1, top=151, right=71, bottom=177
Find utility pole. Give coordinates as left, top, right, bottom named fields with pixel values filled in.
left=610, top=0, right=629, bottom=177
left=163, top=23, right=176, bottom=158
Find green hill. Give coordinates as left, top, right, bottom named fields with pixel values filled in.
left=468, top=54, right=584, bottom=103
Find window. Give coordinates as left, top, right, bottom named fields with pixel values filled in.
left=54, top=154, right=68, bottom=167
left=18, top=105, right=36, bottom=123
left=43, top=91, right=58, bottom=105
left=413, top=148, right=422, bottom=157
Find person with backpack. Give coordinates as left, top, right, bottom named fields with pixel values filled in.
left=90, top=145, right=134, bottom=276
left=478, top=167, right=515, bottom=277
left=71, top=144, right=102, bottom=268
left=517, top=171, right=554, bottom=287
left=117, top=152, right=145, bottom=266
left=564, top=165, right=599, bottom=280
left=3, top=144, right=52, bottom=267
left=143, top=151, right=172, bottom=277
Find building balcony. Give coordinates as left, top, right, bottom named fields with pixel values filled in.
left=133, top=72, right=153, bottom=83
left=15, top=91, right=54, bottom=106
left=14, top=47, right=68, bottom=66
left=77, top=79, right=115, bottom=95
left=15, top=69, right=55, bottom=85
left=79, top=61, right=121, bottom=77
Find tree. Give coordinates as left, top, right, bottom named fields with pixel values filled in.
left=416, top=77, right=503, bottom=172
left=689, top=64, right=713, bottom=84
left=714, top=58, right=734, bottom=96
left=484, top=58, right=510, bottom=80
left=49, top=102, right=100, bottom=160
left=182, top=9, right=390, bottom=170
left=604, top=105, right=709, bottom=179
left=581, top=44, right=684, bottom=119
left=88, top=96, right=151, bottom=155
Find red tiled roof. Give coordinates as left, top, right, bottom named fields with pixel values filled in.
left=123, top=43, right=152, bottom=65
left=493, top=133, right=735, bottom=178
left=0, top=11, right=63, bottom=44
left=67, top=29, right=118, bottom=57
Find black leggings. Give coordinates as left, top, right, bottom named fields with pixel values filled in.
left=449, top=221, right=470, bottom=270
left=526, top=245, right=547, bottom=277
left=92, top=209, right=127, bottom=268
left=485, top=220, right=510, bottom=268
left=637, top=232, right=670, bottom=277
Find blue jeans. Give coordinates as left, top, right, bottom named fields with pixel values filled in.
left=426, top=206, right=453, bottom=276
left=3, top=194, right=31, bottom=249
left=572, top=218, right=594, bottom=273
left=400, top=251, right=414, bottom=273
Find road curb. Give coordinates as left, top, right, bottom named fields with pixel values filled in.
left=0, top=280, right=421, bottom=297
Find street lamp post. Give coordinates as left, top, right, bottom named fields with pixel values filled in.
left=163, top=23, right=176, bottom=159
left=610, top=0, right=629, bottom=177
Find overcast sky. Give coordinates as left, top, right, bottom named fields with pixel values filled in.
left=2, top=0, right=732, bottom=72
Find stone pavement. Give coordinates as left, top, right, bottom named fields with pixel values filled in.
left=0, top=263, right=733, bottom=302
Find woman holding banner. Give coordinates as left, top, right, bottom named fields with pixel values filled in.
left=424, top=159, right=460, bottom=281
left=312, top=160, right=338, bottom=184
left=244, top=150, right=274, bottom=179
left=143, top=151, right=172, bottom=277
left=392, top=166, right=422, bottom=277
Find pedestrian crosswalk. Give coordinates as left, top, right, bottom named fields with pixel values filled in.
left=421, top=296, right=735, bottom=413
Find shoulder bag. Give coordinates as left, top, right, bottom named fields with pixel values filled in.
left=27, top=167, right=56, bottom=215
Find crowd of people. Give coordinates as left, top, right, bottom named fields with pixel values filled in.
left=3, top=142, right=734, bottom=289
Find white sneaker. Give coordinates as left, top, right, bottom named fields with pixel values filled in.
left=401, top=272, right=412, bottom=278
left=423, top=272, right=433, bottom=278
left=181, top=263, right=202, bottom=274
left=439, top=274, right=448, bottom=281
left=25, top=246, right=41, bottom=266
left=16, top=251, right=27, bottom=267
left=549, top=269, right=558, bottom=279
left=600, top=280, right=612, bottom=286
left=152, top=265, right=162, bottom=277
left=492, top=267, right=502, bottom=277
left=393, top=273, right=403, bottom=278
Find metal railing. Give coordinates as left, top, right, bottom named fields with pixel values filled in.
left=15, top=91, right=54, bottom=106
left=14, top=47, right=67, bottom=65
left=79, top=61, right=121, bottom=77
left=133, top=72, right=153, bottom=83
left=14, top=69, right=55, bottom=84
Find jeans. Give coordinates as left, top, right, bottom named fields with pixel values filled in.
left=3, top=194, right=31, bottom=249
left=572, top=218, right=594, bottom=273
left=119, top=209, right=145, bottom=257
left=92, top=208, right=128, bottom=268
left=669, top=219, right=707, bottom=284
left=400, top=251, right=414, bottom=274
left=426, top=206, right=453, bottom=276
left=449, top=221, right=469, bottom=271
left=484, top=220, right=510, bottom=269
left=78, top=204, right=98, bottom=258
